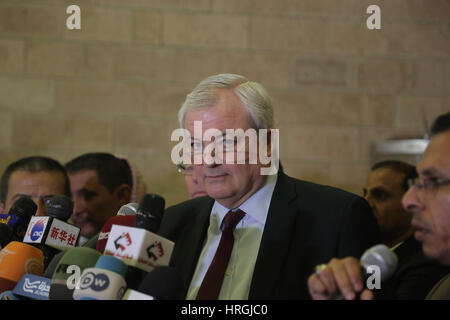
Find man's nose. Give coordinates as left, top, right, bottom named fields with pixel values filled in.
left=71, top=194, right=86, bottom=215
left=34, top=199, right=47, bottom=217
left=402, top=186, right=422, bottom=213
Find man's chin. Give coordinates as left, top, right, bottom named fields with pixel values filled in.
left=76, top=223, right=100, bottom=240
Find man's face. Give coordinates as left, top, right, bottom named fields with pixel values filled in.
left=184, top=89, right=268, bottom=209
left=183, top=165, right=207, bottom=199
left=402, top=131, right=450, bottom=265
left=69, top=169, right=123, bottom=238
left=364, top=167, right=412, bottom=244
left=0, top=170, right=67, bottom=216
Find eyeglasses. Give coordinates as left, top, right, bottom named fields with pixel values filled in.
left=407, top=177, right=450, bottom=192
left=177, top=163, right=194, bottom=176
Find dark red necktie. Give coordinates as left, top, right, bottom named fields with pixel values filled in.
left=196, top=209, right=246, bottom=300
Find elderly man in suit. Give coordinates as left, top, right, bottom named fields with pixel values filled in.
left=159, top=73, right=380, bottom=300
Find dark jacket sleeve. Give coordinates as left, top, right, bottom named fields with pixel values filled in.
left=337, top=196, right=381, bottom=258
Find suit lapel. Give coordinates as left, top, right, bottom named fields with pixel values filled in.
left=249, top=172, right=298, bottom=299
left=174, top=198, right=214, bottom=297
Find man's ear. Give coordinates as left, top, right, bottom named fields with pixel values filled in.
left=0, top=201, right=5, bottom=213
left=113, top=184, right=132, bottom=205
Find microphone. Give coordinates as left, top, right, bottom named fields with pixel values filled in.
left=0, top=196, right=37, bottom=241
left=332, top=244, right=398, bottom=300
left=0, top=291, right=20, bottom=300
left=134, top=194, right=165, bottom=232
left=104, top=194, right=174, bottom=273
left=23, top=195, right=80, bottom=268
left=0, top=223, right=13, bottom=250
left=117, top=203, right=138, bottom=216
left=136, top=266, right=183, bottom=300
left=95, top=202, right=141, bottom=253
left=49, top=247, right=101, bottom=300
left=12, top=273, right=51, bottom=300
left=96, top=215, right=136, bottom=254
left=73, top=255, right=127, bottom=300
left=0, top=241, right=44, bottom=293
left=44, top=251, right=66, bottom=278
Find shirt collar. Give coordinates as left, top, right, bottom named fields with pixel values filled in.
left=211, top=173, right=278, bottom=230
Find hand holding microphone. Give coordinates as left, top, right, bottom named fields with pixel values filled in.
left=307, top=244, right=398, bottom=300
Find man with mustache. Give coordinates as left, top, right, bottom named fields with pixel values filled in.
left=307, top=112, right=450, bottom=300
left=0, top=156, right=70, bottom=217
left=65, top=153, right=133, bottom=246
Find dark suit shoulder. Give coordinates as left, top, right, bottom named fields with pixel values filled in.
left=379, top=236, right=450, bottom=299
left=290, top=176, right=363, bottom=202
left=284, top=175, right=372, bottom=220
left=158, top=196, right=213, bottom=240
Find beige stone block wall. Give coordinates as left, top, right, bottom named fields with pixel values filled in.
left=0, top=0, right=448, bottom=207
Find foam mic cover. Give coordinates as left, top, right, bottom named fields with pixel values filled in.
left=117, top=203, right=138, bottom=216
left=73, top=255, right=127, bottom=300
left=0, top=241, right=44, bottom=293
left=46, top=195, right=73, bottom=222
left=360, top=244, right=398, bottom=281
left=96, top=215, right=136, bottom=254
left=134, top=194, right=165, bottom=232
left=13, top=273, right=51, bottom=300
left=0, top=223, right=13, bottom=249
left=9, top=195, right=37, bottom=223
left=1, top=196, right=37, bottom=241
left=44, top=251, right=65, bottom=278
left=0, top=290, right=20, bottom=300
left=137, top=266, right=182, bottom=300
left=49, top=247, right=101, bottom=300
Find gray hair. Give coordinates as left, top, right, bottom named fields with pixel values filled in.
left=178, top=74, right=275, bottom=129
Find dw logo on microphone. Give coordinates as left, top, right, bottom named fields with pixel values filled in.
left=79, top=272, right=110, bottom=291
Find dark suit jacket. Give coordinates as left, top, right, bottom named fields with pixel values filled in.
left=375, top=236, right=450, bottom=300
left=158, top=171, right=380, bottom=299
left=426, top=274, right=450, bottom=300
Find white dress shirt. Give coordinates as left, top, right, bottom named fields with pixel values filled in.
left=186, top=173, right=278, bottom=300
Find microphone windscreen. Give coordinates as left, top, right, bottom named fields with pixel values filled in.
left=138, top=194, right=165, bottom=219
left=96, top=215, right=135, bottom=254
left=117, top=203, right=138, bottom=216
left=135, top=194, right=165, bottom=232
left=361, top=244, right=398, bottom=282
left=0, top=223, right=13, bottom=249
left=0, top=241, right=44, bottom=293
left=8, top=196, right=37, bottom=222
left=44, top=251, right=65, bottom=278
left=0, top=291, right=20, bottom=300
left=49, top=247, right=101, bottom=300
left=137, top=266, right=182, bottom=300
left=73, top=255, right=128, bottom=300
left=46, top=195, right=73, bottom=222
left=95, top=255, right=128, bottom=279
